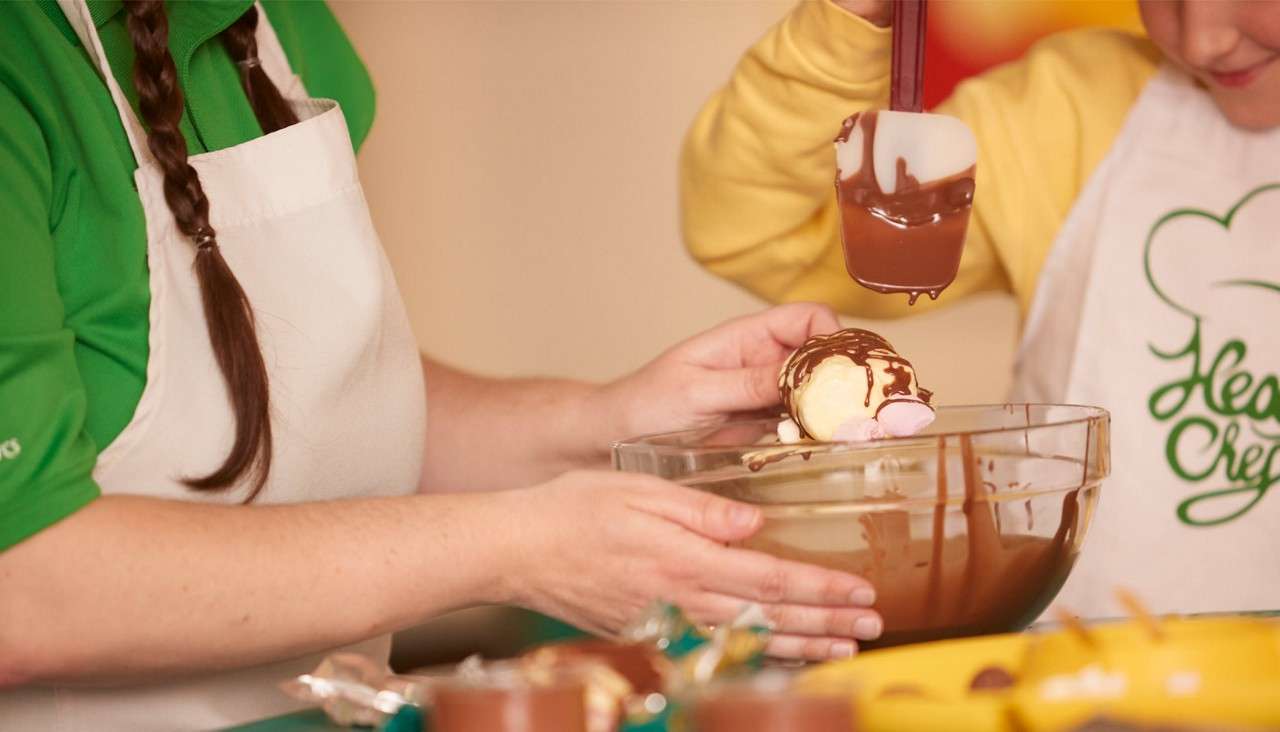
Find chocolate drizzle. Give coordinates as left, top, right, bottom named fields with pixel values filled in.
left=885, top=362, right=913, bottom=398
left=779, top=328, right=931, bottom=438
left=743, top=447, right=812, bottom=472
left=835, top=111, right=975, bottom=304
left=924, top=435, right=947, bottom=622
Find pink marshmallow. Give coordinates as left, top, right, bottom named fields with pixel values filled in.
left=876, top=399, right=936, bottom=437
left=832, top=417, right=887, bottom=442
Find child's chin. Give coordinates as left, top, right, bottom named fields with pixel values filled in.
left=1210, top=90, right=1280, bottom=132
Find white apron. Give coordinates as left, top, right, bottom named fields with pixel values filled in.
left=1014, top=66, right=1280, bottom=619
left=2, top=2, right=427, bottom=729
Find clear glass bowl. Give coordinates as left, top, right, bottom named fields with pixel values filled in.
left=613, top=404, right=1110, bottom=649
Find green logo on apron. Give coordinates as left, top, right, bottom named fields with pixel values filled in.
left=1144, top=183, right=1280, bottom=527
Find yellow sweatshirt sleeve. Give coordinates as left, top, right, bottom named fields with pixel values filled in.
left=680, top=0, right=1162, bottom=318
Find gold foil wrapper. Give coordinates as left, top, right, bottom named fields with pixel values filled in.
left=621, top=602, right=773, bottom=692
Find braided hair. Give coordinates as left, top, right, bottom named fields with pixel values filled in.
left=124, top=1, right=300, bottom=500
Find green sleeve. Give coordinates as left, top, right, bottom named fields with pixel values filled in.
left=260, top=0, right=377, bottom=152
left=0, top=80, right=101, bottom=552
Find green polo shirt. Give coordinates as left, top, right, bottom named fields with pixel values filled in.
left=0, top=0, right=376, bottom=550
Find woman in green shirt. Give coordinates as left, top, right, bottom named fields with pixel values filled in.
left=0, top=1, right=881, bottom=727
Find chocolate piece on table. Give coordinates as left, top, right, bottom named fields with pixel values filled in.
left=968, top=665, right=1016, bottom=690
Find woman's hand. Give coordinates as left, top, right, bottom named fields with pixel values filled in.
left=596, top=303, right=840, bottom=441
left=419, top=302, right=836, bottom=491
left=500, top=470, right=883, bottom=660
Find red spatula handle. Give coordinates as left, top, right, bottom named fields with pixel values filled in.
left=890, top=0, right=927, bottom=113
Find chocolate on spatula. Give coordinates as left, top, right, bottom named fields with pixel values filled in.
left=834, top=0, right=977, bottom=304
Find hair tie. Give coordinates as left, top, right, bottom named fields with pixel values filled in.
left=236, top=56, right=262, bottom=70
left=194, top=229, right=217, bottom=252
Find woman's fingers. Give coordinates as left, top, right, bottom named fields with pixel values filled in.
left=745, top=302, right=842, bottom=352
left=675, top=302, right=841, bottom=368
left=625, top=477, right=762, bottom=543
left=721, top=302, right=841, bottom=356
left=692, top=545, right=877, bottom=608
left=764, top=600, right=883, bottom=641
left=602, top=475, right=887, bottom=661
left=764, top=634, right=861, bottom=661
left=688, top=363, right=785, bottom=415
left=685, top=592, right=883, bottom=642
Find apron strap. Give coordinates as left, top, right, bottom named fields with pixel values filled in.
left=55, top=0, right=154, bottom=170
left=56, top=0, right=307, bottom=174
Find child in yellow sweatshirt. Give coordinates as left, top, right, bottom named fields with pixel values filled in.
left=681, top=0, right=1280, bottom=620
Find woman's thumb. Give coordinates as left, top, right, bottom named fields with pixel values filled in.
left=696, top=363, right=783, bottom=415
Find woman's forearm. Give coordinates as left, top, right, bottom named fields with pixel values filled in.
left=419, top=356, right=616, bottom=493
left=0, top=492, right=515, bottom=687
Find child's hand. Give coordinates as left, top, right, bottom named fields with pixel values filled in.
left=595, top=303, right=840, bottom=441
left=832, top=0, right=892, bottom=27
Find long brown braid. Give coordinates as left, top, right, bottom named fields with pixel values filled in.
left=124, top=1, right=298, bottom=500
left=220, top=6, right=299, bottom=133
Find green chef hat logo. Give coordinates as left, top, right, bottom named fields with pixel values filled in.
left=1144, top=183, right=1280, bottom=527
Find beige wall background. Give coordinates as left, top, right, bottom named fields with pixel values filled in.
left=331, top=0, right=1019, bottom=406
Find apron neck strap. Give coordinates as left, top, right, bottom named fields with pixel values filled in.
left=55, top=0, right=302, bottom=173
left=56, top=0, right=153, bottom=169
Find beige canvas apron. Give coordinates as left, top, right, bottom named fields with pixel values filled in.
left=1014, top=66, right=1280, bottom=620
left=1, top=2, right=427, bottom=728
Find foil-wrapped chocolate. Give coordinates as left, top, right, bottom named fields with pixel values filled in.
left=279, top=652, right=430, bottom=727
left=778, top=328, right=934, bottom=442
left=281, top=604, right=772, bottom=731
left=282, top=652, right=617, bottom=732
left=620, top=602, right=772, bottom=693
left=521, top=643, right=649, bottom=730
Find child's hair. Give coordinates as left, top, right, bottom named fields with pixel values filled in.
left=124, top=1, right=300, bottom=500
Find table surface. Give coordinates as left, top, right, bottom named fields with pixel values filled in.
left=227, top=707, right=671, bottom=732
left=226, top=613, right=1280, bottom=732
left=228, top=709, right=338, bottom=732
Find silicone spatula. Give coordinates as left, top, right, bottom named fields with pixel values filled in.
left=833, top=0, right=977, bottom=305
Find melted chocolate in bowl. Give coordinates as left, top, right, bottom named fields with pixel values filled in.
left=752, top=434, right=1087, bottom=649
left=615, top=406, right=1109, bottom=650
left=835, top=111, right=974, bottom=304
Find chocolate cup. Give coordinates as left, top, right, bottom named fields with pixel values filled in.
left=432, top=681, right=588, bottom=732
left=536, top=640, right=665, bottom=696
left=690, top=690, right=855, bottom=732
